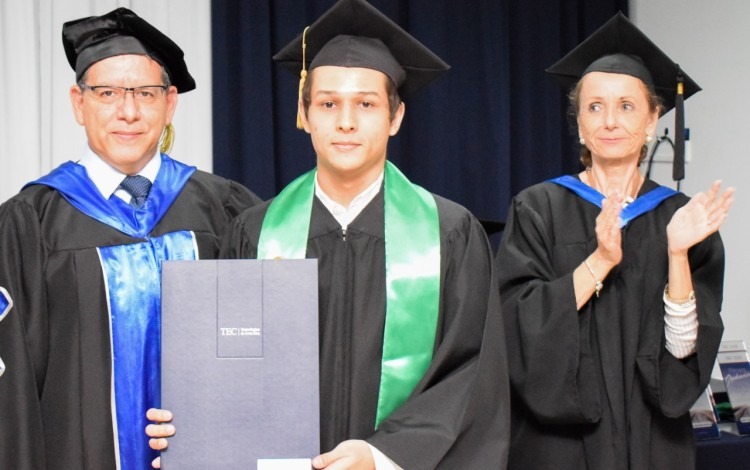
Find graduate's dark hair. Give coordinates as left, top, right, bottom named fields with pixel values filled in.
left=301, top=67, right=402, bottom=122
left=568, top=77, right=662, bottom=168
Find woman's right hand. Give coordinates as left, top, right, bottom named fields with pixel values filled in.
left=146, top=408, right=175, bottom=469
left=574, top=192, right=625, bottom=309
left=594, top=192, right=624, bottom=267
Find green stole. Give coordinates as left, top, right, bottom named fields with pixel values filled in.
left=257, top=161, right=441, bottom=427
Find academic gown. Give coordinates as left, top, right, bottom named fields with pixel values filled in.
left=0, top=164, right=260, bottom=470
left=495, top=178, right=725, bottom=470
left=222, top=188, right=510, bottom=469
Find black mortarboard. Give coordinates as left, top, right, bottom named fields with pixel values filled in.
left=62, top=7, right=195, bottom=93
left=547, top=12, right=700, bottom=181
left=273, top=0, right=449, bottom=127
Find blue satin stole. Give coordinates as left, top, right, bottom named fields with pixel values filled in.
left=28, top=154, right=198, bottom=468
left=549, top=175, right=678, bottom=228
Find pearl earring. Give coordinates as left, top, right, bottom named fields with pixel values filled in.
left=579, top=137, right=585, bottom=145
left=646, top=131, right=653, bottom=143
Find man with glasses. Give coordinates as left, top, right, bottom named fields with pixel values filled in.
left=0, top=8, right=260, bottom=469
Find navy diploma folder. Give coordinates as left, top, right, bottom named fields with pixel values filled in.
left=160, top=259, right=320, bottom=469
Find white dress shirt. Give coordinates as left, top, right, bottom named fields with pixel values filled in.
left=78, top=147, right=160, bottom=203
left=314, top=171, right=384, bottom=231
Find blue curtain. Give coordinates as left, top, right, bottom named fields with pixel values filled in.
left=210, top=0, right=628, bottom=234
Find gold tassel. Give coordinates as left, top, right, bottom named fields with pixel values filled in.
left=296, top=69, right=307, bottom=129
left=159, top=123, right=174, bottom=154
left=296, top=26, right=311, bottom=130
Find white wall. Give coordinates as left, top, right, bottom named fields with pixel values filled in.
left=0, top=0, right=212, bottom=203
left=631, top=1, right=750, bottom=357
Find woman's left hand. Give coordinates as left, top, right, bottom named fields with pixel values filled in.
left=667, top=180, right=735, bottom=254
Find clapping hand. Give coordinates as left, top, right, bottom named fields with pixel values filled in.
left=667, top=180, right=735, bottom=254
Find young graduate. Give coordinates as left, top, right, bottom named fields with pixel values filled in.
left=148, top=0, right=510, bottom=469
left=0, top=8, right=260, bottom=469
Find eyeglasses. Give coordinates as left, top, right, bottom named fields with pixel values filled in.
left=80, top=84, right=168, bottom=105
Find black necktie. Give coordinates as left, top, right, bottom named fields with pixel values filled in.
left=120, top=175, right=152, bottom=208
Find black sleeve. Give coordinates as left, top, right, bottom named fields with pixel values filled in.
left=639, top=231, right=725, bottom=417
left=0, top=199, right=49, bottom=469
left=368, top=205, right=510, bottom=469
left=495, top=196, right=602, bottom=425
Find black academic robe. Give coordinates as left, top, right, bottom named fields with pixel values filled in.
left=222, top=189, right=510, bottom=469
left=495, top=178, right=725, bottom=470
left=0, top=169, right=260, bottom=470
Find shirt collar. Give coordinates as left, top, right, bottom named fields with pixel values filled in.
left=78, top=147, right=161, bottom=199
left=315, top=170, right=384, bottom=230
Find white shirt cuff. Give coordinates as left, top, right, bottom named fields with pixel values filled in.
left=663, top=291, right=698, bottom=358
left=368, top=443, right=403, bottom=470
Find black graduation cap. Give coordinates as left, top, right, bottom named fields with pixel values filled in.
left=62, top=7, right=195, bottom=93
left=273, top=0, right=450, bottom=125
left=546, top=12, right=700, bottom=181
